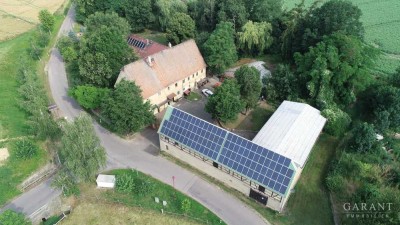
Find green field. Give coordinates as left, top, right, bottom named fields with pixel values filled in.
left=284, top=0, right=400, bottom=74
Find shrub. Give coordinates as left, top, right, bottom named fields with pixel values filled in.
left=116, top=173, right=136, bottom=193
left=134, top=177, right=155, bottom=197
left=326, top=173, right=345, bottom=193
left=181, top=198, right=191, bottom=214
left=321, top=106, right=351, bottom=137
left=69, top=85, right=110, bottom=109
left=12, top=139, right=38, bottom=160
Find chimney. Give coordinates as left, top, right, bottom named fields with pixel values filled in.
left=146, top=39, right=149, bottom=45
left=146, top=56, right=152, bottom=66
left=168, top=42, right=172, bottom=48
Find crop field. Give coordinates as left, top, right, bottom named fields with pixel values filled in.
left=284, top=0, right=400, bottom=74
left=0, top=0, right=67, bottom=40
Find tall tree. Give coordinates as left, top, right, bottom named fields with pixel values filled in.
left=245, top=0, right=283, bottom=22
left=154, top=0, right=187, bottom=31
left=0, top=210, right=31, bottom=225
left=38, top=9, right=55, bottom=31
left=205, top=79, right=244, bottom=123
left=238, top=21, right=273, bottom=54
left=79, top=12, right=134, bottom=87
left=216, top=0, right=248, bottom=30
left=267, top=64, right=297, bottom=103
left=75, top=0, right=124, bottom=22
left=123, top=0, right=154, bottom=32
left=188, top=0, right=217, bottom=31
left=101, top=80, right=155, bottom=134
left=59, top=113, right=106, bottom=181
left=349, top=122, right=376, bottom=153
left=294, top=33, right=377, bottom=109
left=203, top=22, right=237, bottom=73
left=234, top=65, right=262, bottom=112
left=166, top=13, right=196, bottom=44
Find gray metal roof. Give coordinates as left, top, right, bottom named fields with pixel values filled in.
left=252, top=101, right=326, bottom=168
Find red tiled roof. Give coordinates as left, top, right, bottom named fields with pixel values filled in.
left=128, top=34, right=168, bottom=59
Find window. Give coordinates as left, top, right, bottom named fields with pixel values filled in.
left=202, top=69, right=204, bottom=73
left=175, top=83, right=178, bottom=87
left=177, top=91, right=180, bottom=95
left=165, top=145, right=169, bottom=150
left=188, top=76, right=190, bottom=80
left=183, top=79, right=185, bottom=83
left=168, top=86, right=170, bottom=90
left=196, top=72, right=198, bottom=76
left=192, top=74, right=194, bottom=78
left=158, top=92, right=161, bottom=96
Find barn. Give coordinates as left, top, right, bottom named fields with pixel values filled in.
left=157, top=101, right=326, bottom=212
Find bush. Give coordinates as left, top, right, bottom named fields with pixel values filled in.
left=181, top=198, right=191, bottom=214
left=12, top=139, right=38, bottom=160
left=69, top=85, right=110, bottom=109
left=116, top=173, right=136, bottom=193
left=321, top=106, right=351, bottom=136
left=134, top=177, right=155, bottom=197
left=0, top=209, right=31, bottom=225
left=326, top=174, right=345, bottom=193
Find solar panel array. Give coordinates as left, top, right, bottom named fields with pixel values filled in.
left=218, top=133, right=293, bottom=195
left=127, top=37, right=146, bottom=49
left=160, top=109, right=227, bottom=160
left=159, top=107, right=295, bottom=195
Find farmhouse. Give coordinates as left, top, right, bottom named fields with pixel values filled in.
left=157, top=101, right=326, bottom=212
left=116, top=39, right=206, bottom=114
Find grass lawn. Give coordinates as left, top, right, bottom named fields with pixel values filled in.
left=102, top=169, right=225, bottom=225
left=185, top=92, right=202, bottom=101
left=61, top=202, right=203, bottom=225
left=137, top=29, right=168, bottom=45
left=162, top=134, right=338, bottom=225
left=224, top=102, right=275, bottom=131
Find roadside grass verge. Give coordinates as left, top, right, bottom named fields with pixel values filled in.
left=0, top=140, right=47, bottom=205
left=162, top=134, right=337, bottom=225
left=101, top=169, right=225, bottom=225
left=61, top=201, right=203, bottom=225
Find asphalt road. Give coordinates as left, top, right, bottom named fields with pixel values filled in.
left=2, top=6, right=269, bottom=225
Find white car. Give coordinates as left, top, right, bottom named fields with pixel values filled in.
left=202, top=89, right=214, bottom=97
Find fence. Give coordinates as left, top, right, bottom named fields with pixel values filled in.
left=19, top=164, right=58, bottom=192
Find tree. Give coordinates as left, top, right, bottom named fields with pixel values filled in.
left=123, top=0, right=154, bottom=32
left=0, top=210, right=31, bottom=225
left=294, top=33, right=377, bottom=109
left=166, top=13, right=195, bottom=44
left=70, top=85, right=110, bottom=109
left=38, top=9, right=55, bottom=31
left=101, top=80, right=155, bottom=134
left=267, top=64, right=297, bottom=103
left=181, top=199, right=191, bottom=214
left=238, top=21, right=273, bottom=55
left=79, top=12, right=134, bottom=87
left=321, top=106, right=351, bottom=137
left=366, top=84, right=400, bottom=130
left=349, top=122, right=376, bottom=153
left=205, top=79, right=244, bottom=123
left=234, top=65, right=262, bottom=112
left=390, top=66, right=400, bottom=88
left=188, top=0, right=217, bottom=31
left=154, top=0, right=187, bottom=31
left=216, top=0, right=248, bottom=30
left=59, top=113, right=106, bottom=181
left=75, top=0, right=124, bottom=22
left=245, top=0, right=283, bottom=22
left=52, top=169, right=80, bottom=196
left=203, top=22, right=237, bottom=73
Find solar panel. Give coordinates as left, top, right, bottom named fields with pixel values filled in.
left=217, top=133, right=294, bottom=195
left=127, top=37, right=146, bottom=49
left=159, top=109, right=227, bottom=160
left=159, top=107, right=295, bottom=195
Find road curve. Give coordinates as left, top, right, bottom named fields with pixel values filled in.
left=48, top=6, right=269, bottom=225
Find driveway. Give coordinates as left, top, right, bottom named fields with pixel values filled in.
left=2, top=6, right=270, bottom=225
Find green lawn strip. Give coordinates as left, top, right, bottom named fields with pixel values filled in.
left=0, top=140, right=47, bottom=206
left=237, top=106, right=274, bottom=131
left=136, top=29, right=168, bottom=45
left=185, top=92, right=202, bottom=101
left=104, top=169, right=225, bottom=225
left=161, top=134, right=337, bottom=225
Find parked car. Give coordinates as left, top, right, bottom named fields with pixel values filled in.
left=202, top=89, right=214, bottom=97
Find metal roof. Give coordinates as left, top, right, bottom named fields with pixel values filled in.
left=252, top=101, right=326, bottom=168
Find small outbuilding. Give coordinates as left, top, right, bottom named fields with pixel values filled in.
left=96, top=174, right=116, bottom=188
